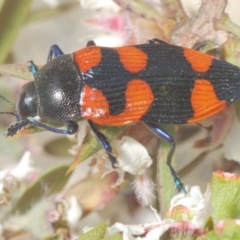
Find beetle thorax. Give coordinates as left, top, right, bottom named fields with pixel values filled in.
left=34, top=54, right=82, bottom=123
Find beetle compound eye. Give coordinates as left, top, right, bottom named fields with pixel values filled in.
left=17, top=91, right=31, bottom=118
left=16, top=82, right=38, bottom=119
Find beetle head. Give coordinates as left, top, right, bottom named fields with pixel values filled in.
left=0, top=82, right=38, bottom=136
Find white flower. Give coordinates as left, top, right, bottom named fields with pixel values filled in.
left=132, top=172, right=155, bottom=206
left=0, top=170, right=7, bottom=183
left=65, top=196, right=82, bottom=229
left=105, top=220, right=174, bottom=240
left=140, top=220, right=174, bottom=240
left=10, top=151, right=36, bottom=181
left=42, top=0, right=64, bottom=8
left=0, top=152, right=37, bottom=204
left=99, top=137, right=154, bottom=205
left=170, top=186, right=205, bottom=212
left=78, top=0, right=121, bottom=12
left=47, top=197, right=82, bottom=229
left=107, top=222, right=145, bottom=240
left=100, top=136, right=153, bottom=179
left=46, top=209, right=61, bottom=223
left=0, top=170, right=19, bottom=205
left=111, top=136, right=153, bottom=176
left=169, top=186, right=211, bottom=228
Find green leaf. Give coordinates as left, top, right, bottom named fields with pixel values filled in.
left=102, top=233, right=123, bottom=240
left=13, top=165, right=72, bottom=214
left=0, top=0, right=32, bottom=63
left=211, top=171, right=240, bottom=220
left=217, top=13, right=240, bottom=40
left=43, top=235, right=62, bottom=240
left=0, top=64, right=42, bottom=81
left=222, top=37, right=240, bottom=66
left=204, top=216, right=214, bottom=232
left=199, top=220, right=240, bottom=240
left=78, top=221, right=108, bottom=240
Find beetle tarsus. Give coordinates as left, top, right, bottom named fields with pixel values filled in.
left=88, top=120, right=117, bottom=168
left=6, top=119, right=30, bottom=137
left=168, top=164, right=187, bottom=194
left=27, top=61, right=38, bottom=75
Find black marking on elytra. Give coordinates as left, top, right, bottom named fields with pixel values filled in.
left=82, top=47, right=131, bottom=115
left=204, top=58, right=240, bottom=106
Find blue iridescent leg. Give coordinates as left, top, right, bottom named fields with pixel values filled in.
left=47, top=44, right=64, bottom=62
left=144, top=122, right=186, bottom=193
left=29, top=119, right=78, bottom=134
left=28, top=45, right=64, bottom=75
left=7, top=118, right=78, bottom=137
left=28, top=44, right=63, bottom=81
left=88, top=120, right=117, bottom=168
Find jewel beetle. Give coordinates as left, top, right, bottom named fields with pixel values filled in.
left=2, top=38, right=240, bottom=193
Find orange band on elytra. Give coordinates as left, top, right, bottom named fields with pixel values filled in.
left=184, top=48, right=214, bottom=73
left=114, top=46, right=148, bottom=73
left=188, top=79, right=226, bottom=123
left=73, top=46, right=102, bottom=73
left=81, top=79, right=154, bottom=125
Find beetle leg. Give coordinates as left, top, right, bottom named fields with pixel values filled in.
left=27, top=60, right=38, bottom=75
left=88, top=120, right=117, bottom=168
left=193, top=41, right=209, bottom=51
left=146, top=38, right=167, bottom=45
left=86, top=40, right=96, bottom=46
left=144, top=121, right=186, bottom=193
left=7, top=118, right=79, bottom=136
left=29, top=118, right=78, bottom=134
left=47, top=44, right=64, bottom=62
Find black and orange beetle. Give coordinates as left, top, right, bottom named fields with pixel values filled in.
left=2, top=39, right=240, bottom=192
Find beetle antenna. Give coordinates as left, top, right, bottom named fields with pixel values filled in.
left=0, top=95, right=21, bottom=121
left=0, top=95, right=15, bottom=107
left=0, top=111, right=21, bottom=122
